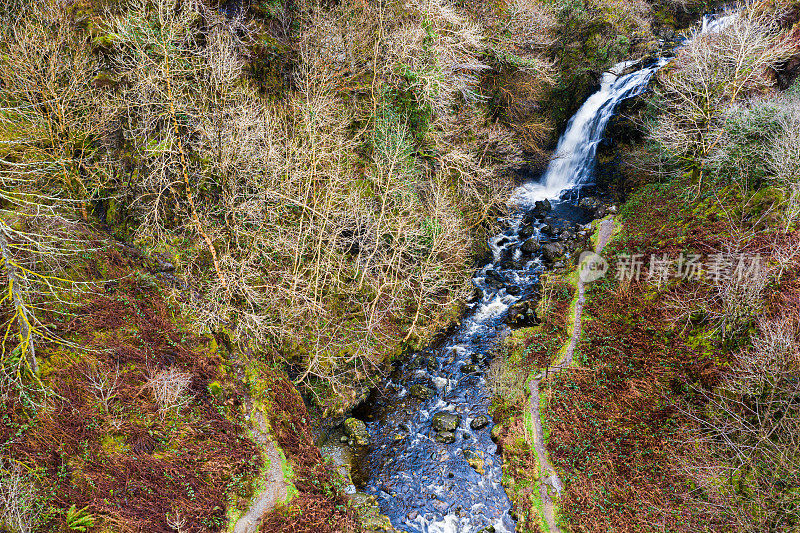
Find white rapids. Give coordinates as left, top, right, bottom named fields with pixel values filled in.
left=359, top=12, right=736, bottom=533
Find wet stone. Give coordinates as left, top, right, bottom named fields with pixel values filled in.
left=434, top=431, right=456, bottom=444
left=532, top=199, right=552, bottom=217
left=541, top=242, right=565, bottom=263
left=508, top=300, right=539, bottom=328
left=344, top=417, right=369, bottom=447
left=463, top=449, right=485, bottom=475
left=410, top=383, right=434, bottom=400
left=471, top=415, right=490, bottom=430
left=506, top=285, right=521, bottom=296
left=518, top=224, right=535, bottom=239
left=431, top=412, right=461, bottom=432
left=461, top=364, right=478, bottom=374
left=484, top=269, right=504, bottom=288
left=521, top=238, right=540, bottom=254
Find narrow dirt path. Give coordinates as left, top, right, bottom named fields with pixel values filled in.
left=233, top=405, right=291, bottom=533
left=528, top=217, right=614, bottom=533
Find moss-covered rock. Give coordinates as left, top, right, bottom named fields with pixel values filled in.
left=344, top=417, right=370, bottom=447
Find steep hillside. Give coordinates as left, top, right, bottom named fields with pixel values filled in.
left=0, top=0, right=761, bottom=531
left=492, top=2, right=800, bottom=531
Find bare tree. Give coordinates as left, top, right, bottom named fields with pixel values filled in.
left=0, top=0, right=106, bottom=394
left=84, top=362, right=121, bottom=414
left=768, top=92, right=800, bottom=229
left=147, top=367, right=193, bottom=420
left=650, top=2, right=799, bottom=187
left=0, top=464, right=44, bottom=533
left=678, top=315, right=800, bottom=532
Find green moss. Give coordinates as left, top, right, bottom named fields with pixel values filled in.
left=100, top=434, right=127, bottom=455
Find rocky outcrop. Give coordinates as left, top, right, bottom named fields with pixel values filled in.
left=344, top=417, right=370, bottom=447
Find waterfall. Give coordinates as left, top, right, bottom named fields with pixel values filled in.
left=357, top=12, right=737, bottom=533
left=512, top=58, right=668, bottom=205
left=702, top=12, right=736, bottom=33
left=512, top=10, right=735, bottom=206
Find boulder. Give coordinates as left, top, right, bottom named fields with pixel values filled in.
left=521, top=238, right=540, bottom=254
left=484, top=269, right=504, bottom=289
left=507, top=300, right=539, bottom=328
left=431, top=412, right=461, bottom=432
left=344, top=418, right=369, bottom=447
left=435, top=431, right=456, bottom=444
left=463, top=449, right=485, bottom=475
left=518, top=224, right=535, bottom=239
left=524, top=199, right=552, bottom=221
left=541, top=242, right=565, bottom=263
left=410, top=383, right=434, bottom=400
left=470, top=415, right=490, bottom=430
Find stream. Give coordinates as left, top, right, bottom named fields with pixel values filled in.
left=330, top=13, right=733, bottom=533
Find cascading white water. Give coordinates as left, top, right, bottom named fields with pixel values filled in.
left=359, top=12, right=737, bottom=533
left=512, top=57, right=668, bottom=205
left=512, top=11, right=735, bottom=206
left=702, top=11, right=736, bottom=33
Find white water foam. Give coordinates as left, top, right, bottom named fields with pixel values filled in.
left=512, top=57, right=669, bottom=205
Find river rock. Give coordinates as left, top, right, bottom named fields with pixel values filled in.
left=471, top=415, right=489, bottom=430
left=541, top=224, right=555, bottom=236
left=521, top=238, right=540, bottom=254
left=484, top=269, right=504, bottom=289
left=507, top=300, right=539, bottom=328
left=431, top=412, right=461, bottom=432
left=471, top=286, right=484, bottom=302
left=524, top=199, right=552, bottom=222
left=410, top=383, right=434, bottom=400
left=541, top=242, right=565, bottom=263
left=463, top=449, right=485, bottom=475
left=344, top=418, right=369, bottom=447
left=518, top=224, right=535, bottom=239
left=461, top=364, right=478, bottom=374
left=435, top=431, right=456, bottom=444
left=506, top=285, right=521, bottom=296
